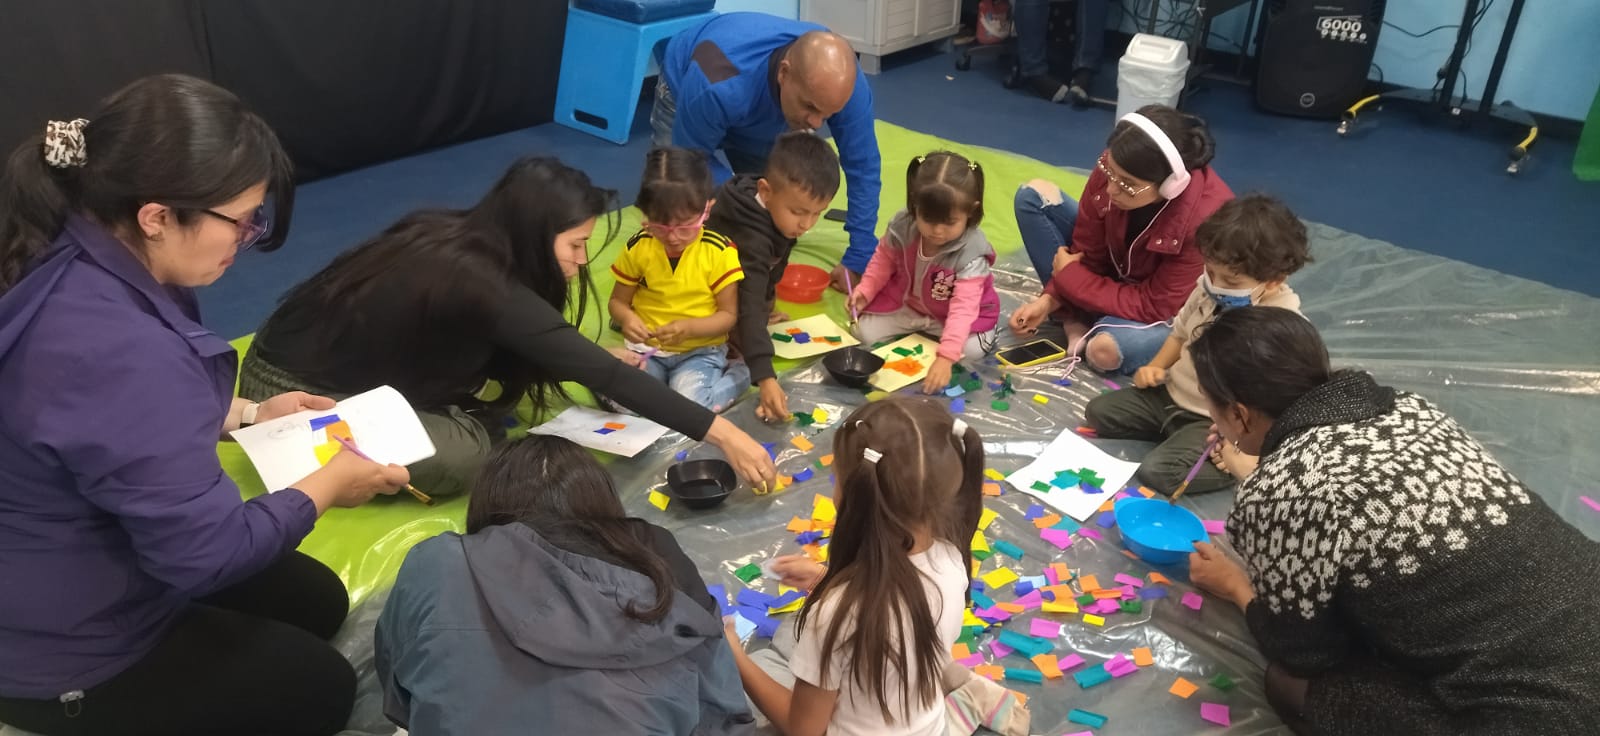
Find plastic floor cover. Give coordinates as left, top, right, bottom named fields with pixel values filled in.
left=5, top=122, right=1597, bottom=736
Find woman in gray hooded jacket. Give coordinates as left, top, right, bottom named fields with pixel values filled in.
left=375, top=436, right=755, bottom=735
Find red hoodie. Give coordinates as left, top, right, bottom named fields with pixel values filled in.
left=1046, top=163, right=1233, bottom=324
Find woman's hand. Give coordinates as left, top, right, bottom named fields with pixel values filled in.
left=292, top=449, right=410, bottom=514
left=921, top=356, right=954, bottom=395
left=705, top=417, right=778, bottom=492
left=772, top=554, right=827, bottom=592
left=1212, top=440, right=1260, bottom=480
left=1133, top=365, right=1167, bottom=388
left=607, top=346, right=647, bottom=370
left=1189, top=541, right=1255, bottom=613
left=1051, top=247, right=1082, bottom=275
left=1008, top=294, right=1059, bottom=336
left=256, top=391, right=336, bottom=423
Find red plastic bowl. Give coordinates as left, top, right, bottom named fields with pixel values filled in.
left=776, top=263, right=831, bottom=303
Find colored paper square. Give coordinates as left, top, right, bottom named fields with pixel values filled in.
left=951, top=398, right=966, bottom=413
left=1032, top=512, right=1063, bottom=529
left=988, top=640, right=1015, bottom=658
left=1181, top=591, right=1204, bottom=611
left=1031, top=654, right=1063, bottom=679
left=1203, top=519, right=1226, bottom=534
left=647, top=490, right=670, bottom=511
left=1113, top=573, right=1145, bottom=588
left=974, top=664, right=1004, bottom=681
left=1029, top=619, right=1062, bottom=638
left=1040, top=528, right=1073, bottom=550
left=603, top=421, right=627, bottom=430
left=1003, top=668, right=1043, bottom=684
left=1042, top=601, right=1078, bottom=614
left=1149, top=572, right=1172, bottom=585
left=1082, top=614, right=1106, bottom=626
left=1169, top=677, right=1199, bottom=698
left=995, top=602, right=1025, bottom=614
left=979, top=508, right=998, bottom=530
left=1200, top=703, right=1231, bottom=727
left=1032, top=394, right=1049, bottom=404
left=593, top=427, right=616, bottom=435
left=1078, top=575, right=1102, bottom=592
left=983, top=468, right=1006, bottom=481
left=819, top=453, right=834, bottom=467
left=733, top=563, right=762, bottom=584
left=992, top=540, right=1024, bottom=560
left=992, top=400, right=1010, bottom=411
left=1133, top=647, right=1154, bottom=666
left=1059, top=653, right=1086, bottom=670
left=982, top=481, right=1003, bottom=496
left=1139, top=586, right=1170, bottom=600
left=1030, top=480, right=1051, bottom=492
left=791, top=435, right=813, bottom=451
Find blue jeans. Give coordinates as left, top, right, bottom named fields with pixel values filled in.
left=1013, top=0, right=1110, bottom=78
left=1088, top=317, right=1172, bottom=375
left=643, top=344, right=750, bottom=412
left=1015, top=182, right=1080, bottom=285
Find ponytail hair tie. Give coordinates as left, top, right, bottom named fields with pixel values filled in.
left=862, top=448, right=883, bottom=463
left=43, top=119, right=89, bottom=169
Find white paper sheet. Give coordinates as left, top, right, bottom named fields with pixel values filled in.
left=868, top=333, right=942, bottom=393
left=527, top=406, right=671, bottom=457
left=769, top=314, right=860, bottom=359
left=229, top=385, right=437, bottom=493
left=1005, top=427, right=1142, bottom=521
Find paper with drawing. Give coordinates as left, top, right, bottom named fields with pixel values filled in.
left=1006, top=427, right=1142, bottom=521
left=528, top=406, right=671, bottom=457
left=230, top=385, right=436, bottom=493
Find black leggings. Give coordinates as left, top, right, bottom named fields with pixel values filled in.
left=0, top=552, right=357, bottom=736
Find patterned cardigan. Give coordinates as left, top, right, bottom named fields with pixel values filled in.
left=1229, top=370, right=1600, bottom=734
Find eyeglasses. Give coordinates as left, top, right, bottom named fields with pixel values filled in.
left=643, top=203, right=711, bottom=241
left=197, top=206, right=271, bottom=250
left=1098, top=154, right=1153, bottom=198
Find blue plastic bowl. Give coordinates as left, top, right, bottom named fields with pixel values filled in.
left=1114, top=497, right=1208, bottom=565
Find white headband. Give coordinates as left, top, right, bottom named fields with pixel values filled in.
left=1117, top=112, right=1191, bottom=199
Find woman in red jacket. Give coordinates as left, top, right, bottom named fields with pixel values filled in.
left=1009, top=106, right=1233, bottom=374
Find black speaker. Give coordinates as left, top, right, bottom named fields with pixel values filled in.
left=1255, top=0, right=1386, bottom=118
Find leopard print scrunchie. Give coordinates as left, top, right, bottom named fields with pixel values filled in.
left=43, top=119, right=89, bottom=169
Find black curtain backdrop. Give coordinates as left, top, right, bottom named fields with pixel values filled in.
left=0, top=0, right=567, bottom=180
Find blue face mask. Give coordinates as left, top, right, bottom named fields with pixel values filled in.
left=1202, top=272, right=1255, bottom=310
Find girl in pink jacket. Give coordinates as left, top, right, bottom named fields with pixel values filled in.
left=850, top=151, right=1001, bottom=394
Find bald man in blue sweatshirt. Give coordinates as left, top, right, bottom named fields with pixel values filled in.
left=653, top=12, right=881, bottom=288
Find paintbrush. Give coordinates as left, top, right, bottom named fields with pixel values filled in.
left=1169, top=438, right=1220, bottom=505
left=332, top=435, right=433, bottom=505
left=843, top=268, right=859, bottom=325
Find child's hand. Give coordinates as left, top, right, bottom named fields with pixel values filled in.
left=653, top=321, right=690, bottom=346
left=921, top=356, right=954, bottom=395
left=1133, top=365, right=1167, bottom=388
left=1051, top=247, right=1082, bottom=275
left=847, top=289, right=870, bottom=317
left=772, top=554, right=826, bottom=591
left=755, top=379, right=790, bottom=423
left=607, top=346, right=647, bottom=370
left=619, top=314, right=653, bottom=344
left=767, top=310, right=792, bottom=325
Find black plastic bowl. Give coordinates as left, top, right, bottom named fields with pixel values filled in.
left=665, top=459, right=737, bottom=510
left=823, top=347, right=885, bottom=389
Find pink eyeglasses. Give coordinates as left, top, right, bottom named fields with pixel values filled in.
left=644, top=202, right=712, bottom=240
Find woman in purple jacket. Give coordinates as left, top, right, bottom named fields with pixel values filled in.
left=0, top=76, right=408, bottom=736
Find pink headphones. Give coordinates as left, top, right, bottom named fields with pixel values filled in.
left=1117, top=112, right=1191, bottom=200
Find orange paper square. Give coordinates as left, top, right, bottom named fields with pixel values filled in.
left=1032, top=513, right=1063, bottom=528
left=1122, top=549, right=1139, bottom=559
left=603, top=421, right=627, bottom=430
left=1133, top=648, right=1154, bottom=666
left=1169, top=677, right=1199, bottom=699
left=1031, top=654, right=1063, bottom=679
left=786, top=516, right=811, bottom=533
left=1051, top=563, right=1072, bottom=581
left=974, top=665, right=1004, bottom=681
left=1148, top=572, right=1172, bottom=585
left=1093, top=590, right=1123, bottom=599
left=996, top=602, right=1025, bottom=613
left=1041, top=585, right=1075, bottom=601
left=982, top=481, right=1004, bottom=496
left=1139, top=486, right=1157, bottom=497
left=951, top=643, right=972, bottom=660
left=1097, top=499, right=1116, bottom=512
left=791, top=436, right=814, bottom=451
left=803, top=544, right=823, bottom=561
left=1078, top=575, right=1102, bottom=592
left=786, top=327, right=804, bottom=334
left=820, top=454, right=835, bottom=466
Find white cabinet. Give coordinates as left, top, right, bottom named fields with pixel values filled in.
left=801, top=0, right=959, bottom=73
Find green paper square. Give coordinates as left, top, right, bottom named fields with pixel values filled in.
left=893, top=347, right=913, bottom=356
left=772, top=333, right=793, bottom=342
left=1210, top=674, right=1236, bottom=691
left=734, top=563, right=762, bottom=584
left=1030, top=480, right=1051, bottom=492
left=964, top=379, right=982, bottom=391
left=1120, top=599, right=1142, bottom=614
left=1077, top=594, right=1096, bottom=606
left=972, top=549, right=993, bottom=561
left=992, top=400, right=1010, bottom=411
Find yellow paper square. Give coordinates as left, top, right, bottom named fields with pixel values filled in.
left=811, top=495, right=837, bottom=522
left=1032, top=394, right=1049, bottom=404
left=647, top=490, right=671, bottom=511
left=971, top=531, right=990, bottom=553
left=1042, top=601, right=1079, bottom=614
left=978, top=507, right=999, bottom=530
left=1083, top=614, right=1106, bottom=627
left=768, top=597, right=805, bottom=614
left=963, top=609, right=988, bottom=628
left=984, top=468, right=1006, bottom=481
left=981, top=567, right=1020, bottom=590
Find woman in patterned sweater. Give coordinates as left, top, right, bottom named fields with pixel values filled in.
left=1182, top=307, right=1600, bottom=735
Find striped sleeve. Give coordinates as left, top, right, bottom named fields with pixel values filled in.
left=610, top=233, right=644, bottom=285
left=709, top=241, right=744, bottom=293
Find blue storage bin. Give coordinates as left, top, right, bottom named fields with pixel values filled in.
left=574, top=0, right=715, bottom=23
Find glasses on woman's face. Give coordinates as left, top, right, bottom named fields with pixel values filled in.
left=197, top=206, right=272, bottom=250
left=643, top=203, right=711, bottom=241
left=1098, top=154, right=1153, bottom=198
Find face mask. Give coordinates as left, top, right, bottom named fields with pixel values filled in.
left=1202, top=272, right=1255, bottom=310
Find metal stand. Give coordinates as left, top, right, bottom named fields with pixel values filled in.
left=1337, top=0, right=1538, bottom=175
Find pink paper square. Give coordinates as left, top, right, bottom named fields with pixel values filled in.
left=1077, top=527, right=1104, bottom=541
left=1058, top=654, right=1086, bottom=670
left=1040, top=528, right=1074, bottom=550
left=1119, top=585, right=1138, bottom=599
left=1030, top=618, right=1062, bottom=638
left=956, top=652, right=986, bottom=667
left=1064, top=732, right=1094, bottom=736
left=1203, top=519, right=1226, bottom=534
left=1014, top=590, right=1044, bottom=610
left=1201, top=702, right=1231, bottom=726
left=1181, top=591, right=1204, bottom=611
left=1107, top=653, right=1131, bottom=669
left=1044, top=566, right=1061, bottom=586
left=977, top=606, right=1012, bottom=621
left=1113, top=573, right=1144, bottom=588
left=1582, top=495, right=1600, bottom=513
left=1089, top=599, right=1121, bottom=614
left=988, top=640, right=1015, bottom=658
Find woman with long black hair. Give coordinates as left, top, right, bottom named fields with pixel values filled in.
left=241, top=157, right=778, bottom=495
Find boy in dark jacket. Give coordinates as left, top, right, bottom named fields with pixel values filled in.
left=706, top=131, right=841, bottom=421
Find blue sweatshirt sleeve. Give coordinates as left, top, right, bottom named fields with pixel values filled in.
left=32, top=329, right=315, bottom=598
left=672, top=85, right=736, bottom=186
left=830, top=71, right=883, bottom=274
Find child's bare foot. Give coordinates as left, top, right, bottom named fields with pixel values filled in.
left=1211, top=441, right=1259, bottom=480
left=767, top=311, right=791, bottom=324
